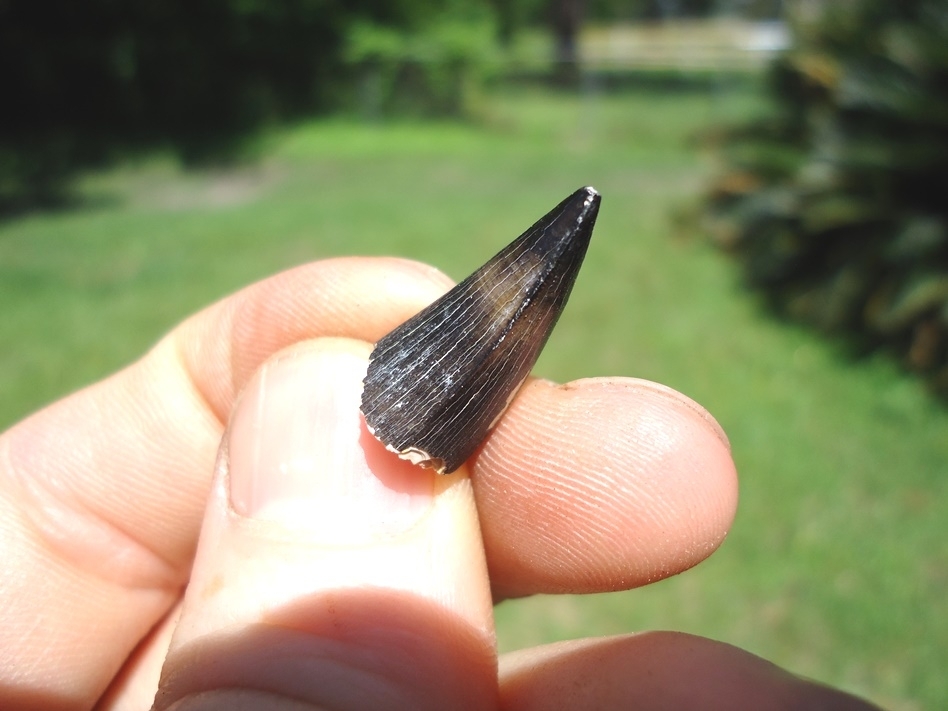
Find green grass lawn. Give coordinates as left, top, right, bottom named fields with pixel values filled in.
left=2, top=83, right=945, bottom=710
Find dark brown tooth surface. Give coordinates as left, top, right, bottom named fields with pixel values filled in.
left=360, top=186, right=601, bottom=474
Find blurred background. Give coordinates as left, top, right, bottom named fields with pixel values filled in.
left=2, top=1, right=946, bottom=708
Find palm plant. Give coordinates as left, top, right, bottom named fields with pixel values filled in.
left=705, top=0, right=948, bottom=396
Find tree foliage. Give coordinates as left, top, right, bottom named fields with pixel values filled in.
left=0, top=0, right=446, bottom=211
left=704, top=0, right=948, bottom=396
left=345, top=13, right=497, bottom=119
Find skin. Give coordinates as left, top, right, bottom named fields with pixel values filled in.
left=0, top=258, right=881, bottom=710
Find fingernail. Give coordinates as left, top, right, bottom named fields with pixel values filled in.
left=630, top=379, right=731, bottom=451
left=227, top=341, right=434, bottom=543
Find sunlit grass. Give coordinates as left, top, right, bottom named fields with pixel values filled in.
left=1, top=83, right=944, bottom=710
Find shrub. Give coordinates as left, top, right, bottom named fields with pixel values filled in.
left=704, top=0, right=948, bottom=397
left=344, top=16, right=498, bottom=120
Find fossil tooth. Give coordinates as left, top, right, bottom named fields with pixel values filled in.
left=361, top=186, right=601, bottom=474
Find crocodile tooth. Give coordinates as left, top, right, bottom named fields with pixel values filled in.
left=360, top=186, right=601, bottom=474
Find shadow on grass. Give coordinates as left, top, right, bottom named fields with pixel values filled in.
left=499, top=67, right=763, bottom=94
left=0, top=189, right=126, bottom=224
left=0, top=130, right=258, bottom=223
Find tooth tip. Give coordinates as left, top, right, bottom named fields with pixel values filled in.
left=580, top=186, right=600, bottom=205
left=570, top=186, right=601, bottom=220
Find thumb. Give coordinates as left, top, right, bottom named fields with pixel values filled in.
left=154, top=338, right=497, bottom=710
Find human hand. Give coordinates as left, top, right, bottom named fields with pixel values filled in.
left=0, top=258, right=878, bottom=710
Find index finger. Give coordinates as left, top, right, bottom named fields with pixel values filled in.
left=475, top=376, right=736, bottom=599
